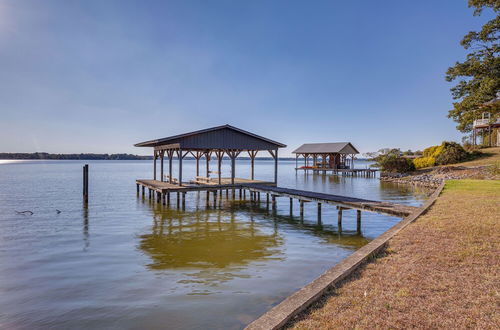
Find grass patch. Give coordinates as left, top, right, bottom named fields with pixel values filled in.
left=458, top=147, right=500, bottom=167
left=444, top=179, right=500, bottom=193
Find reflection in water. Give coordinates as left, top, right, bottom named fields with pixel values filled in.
left=82, top=207, right=89, bottom=251
left=139, top=209, right=284, bottom=270
left=138, top=195, right=371, bottom=284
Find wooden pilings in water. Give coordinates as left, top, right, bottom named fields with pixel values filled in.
left=83, top=164, right=89, bottom=204
left=135, top=183, right=365, bottom=233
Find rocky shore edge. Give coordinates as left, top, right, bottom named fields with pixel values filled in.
left=380, top=165, right=497, bottom=188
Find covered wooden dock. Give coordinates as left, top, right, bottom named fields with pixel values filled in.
left=135, top=124, right=286, bottom=186
left=134, top=125, right=417, bottom=230
left=293, top=142, right=376, bottom=177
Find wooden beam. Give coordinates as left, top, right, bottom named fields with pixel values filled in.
left=154, top=143, right=181, bottom=151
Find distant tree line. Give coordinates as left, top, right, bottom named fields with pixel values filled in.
left=0, top=152, right=300, bottom=161
left=0, top=153, right=153, bottom=160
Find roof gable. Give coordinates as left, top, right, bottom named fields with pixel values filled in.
left=135, top=124, right=286, bottom=150
left=292, top=142, right=359, bottom=154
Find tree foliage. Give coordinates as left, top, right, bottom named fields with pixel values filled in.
left=370, top=148, right=415, bottom=173
left=446, top=0, right=500, bottom=132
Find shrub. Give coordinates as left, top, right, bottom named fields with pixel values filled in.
left=413, top=156, right=435, bottom=169
left=381, top=157, right=415, bottom=173
left=372, top=149, right=415, bottom=173
left=435, top=142, right=468, bottom=165
left=423, top=145, right=444, bottom=158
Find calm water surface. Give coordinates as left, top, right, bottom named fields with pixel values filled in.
left=0, top=160, right=429, bottom=329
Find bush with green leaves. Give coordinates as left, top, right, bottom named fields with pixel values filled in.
left=372, top=149, right=415, bottom=173
left=435, top=142, right=469, bottom=165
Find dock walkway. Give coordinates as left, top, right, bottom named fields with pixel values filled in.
left=136, top=179, right=417, bottom=217
left=244, top=184, right=417, bottom=217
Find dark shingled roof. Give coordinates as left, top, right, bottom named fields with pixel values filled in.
left=134, top=124, right=286, bottom=150
left=292, top=142, right=359, bottom=154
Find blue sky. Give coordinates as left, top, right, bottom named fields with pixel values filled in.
left=0, top=0, right=494, bottom=156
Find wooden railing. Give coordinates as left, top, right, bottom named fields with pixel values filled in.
left=473, top=118, right=500, bottom=127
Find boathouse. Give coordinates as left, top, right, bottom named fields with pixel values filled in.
left=293, top=142, right=359, bottom=170
left=134, top=124, right=286, bottom=187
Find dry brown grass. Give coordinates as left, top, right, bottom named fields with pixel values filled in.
left=288, top=180, right=500, bottom=329
left=460, top=147, right=500, bottom=167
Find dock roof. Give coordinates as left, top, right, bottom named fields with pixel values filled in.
left=134, top=124, right=286, bottom=150
left=292, top=142, right=359, bottom=154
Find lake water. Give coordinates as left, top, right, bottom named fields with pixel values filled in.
left=0, top=159, right=428, bottom=329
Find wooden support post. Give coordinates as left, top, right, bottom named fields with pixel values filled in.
left=136, top=183, right=139, bottom=194
left=178, top=149, right=183, bottom=186
left=239, top=188, right=242, bottom=198
left=195, top=152, right=200, bottom=177
left=357, top=210, right=361, bottom=233
left=266, top=193, right=269, bottom=205
left=215, top=150, right=223, bottom=185
left=213, top=191, right=217, bottom=207
left=168, top=150, right=173, bottom=183
left=317, top=203, right=322, bottom=222
left=83, top=164, right=89, bottom=204
left=176, top=192, right=180, bottom=208
left=156, top=191, right=161, bottom=203
left=338, top=208, right=343, bottom=232
left=300, top=200, right=304, bottom=217
left=257, top=192, right=260, bottom=202
left=243, top=189, right=246, bottom=199
left=182, top=192, right=186, bottom=209
left=206, top=151, right=210, bottom=178
left=248, top=150, right=257, bottom=180
left=230, top=151, right=236, bottom=185
left=162, top=193, right=166, bottom=205
left=160, top=151, right=164, bottom=182
left=289, top=198, right=293, bottom=214
left=206, top=191, right=210, bottom=207
left=167, top=192, right=170, bottom=206
left=268, top=149, right=278, bottom=184
left=142, top=185, right=145, bottom=195
left=153, top=151, right=157, bottom=180
left=272, top=195, right=276, bottom=209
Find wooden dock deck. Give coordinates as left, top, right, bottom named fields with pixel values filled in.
left=244, top=184, right=417, bottom=217
left=136, top=179, right=417, bottom=217
left=295, top=167, right=377, bottom=177
left=136, top=178, right=275, bottom=193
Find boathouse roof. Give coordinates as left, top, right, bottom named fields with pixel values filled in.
left=292, top=142, right=359, bottom=154
left=134, top=124, right=286, bottom=150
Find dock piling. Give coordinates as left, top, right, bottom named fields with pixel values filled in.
left=357, top=210, right=361, bottom=233
left=317, top=203, right=322, bottom=223
left=83, top=164, right=89, bottom=204
left=338, top=208, right=343, bottom=232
